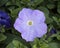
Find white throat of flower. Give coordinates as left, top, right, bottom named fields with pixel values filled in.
left=27, top=20, right=33, bottom=26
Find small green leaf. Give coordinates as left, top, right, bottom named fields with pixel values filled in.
left=52, top=16, right=60, bottom=26
left=10, top=8, right=21, bottom=18
left=6, top=0, right=21, bottom=7
left=6, top=39, right=28, bottom=48
left=50, top=31, right=60, bottom=40
left=47, top=3, right=55, bottom=9
left=32, top=44, right=37, bottom=48
left=49, top=42, right=59, bottom=48
left=0, top=26, right=5, bottom=33
left=6, top=43, right=14, bottom=48
left=32, top=0, right=44, bottom=6
left=57, top=2, right=60, bottom=14
left=46, top=17, right=53, bottom=24
left=12, top=40, right=20, bottom=47
left=1, top=27, right=5, bottom=33
left=40, top=43, right=49, bottom=48
left=0, top=0, right=8, bottom=6
left=0, top=33, right=7, bottom=41
left=57, top=35, right=60, bottom=40
left=10, top=8, right=22, bottom=22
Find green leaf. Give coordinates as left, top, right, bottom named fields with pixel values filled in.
left=56, top=32, right=60, bottom=40
left=32, top=0, right=44, bottom=6
left=0, top=0, right=8, bottom=6
left=39, top=39, right=49, bottom=48
left=1, top=27, right=5, bottom=33
left=0, top=26, right=5, bottom=33
left=57, top=2, right=60, bottom=14
left=40, top=43, right=49, bottom=48
left=57, top=35, right=60, bottom=40
left=52, top=16, right=60, bottom=26
left=21, top=0, right=30, bottom=3
left=6, top=43, right=14, bottom=48
left=0, top=33, right=7, bottom=42
left=6, top=1, right=12, bottom=6
left=12, top=40, right=20, bottom=47
left=31, top=38, right=41, bottom=48
left=32, top=44, right=37, bottom=48
left=6, top=0, right=17, bottom=5
left=47, top=3, right=55, bottom=9
left=20, top=0, right=44, bottom=7
left=49, top=42, right=59, bottom=48
left=10, top=8, right=21, bottom=18
left=14, top=0, right=21, bottom=7
left=20, top=0, right=31, bottom=7
left=32, top=38, right=49, bottom=48
left=5, top=33, right=30, bottom=48
left=46, top=17, right=53, bottom=24
left=6, top=0, right=22, bottom=7
left=10, top=8, right=22, bottom=23
left=6, top=39, right=28, bottom=48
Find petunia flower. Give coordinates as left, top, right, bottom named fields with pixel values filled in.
left=50, top=28, right=56, bottom=34
left=0, top=10, right=11, bottom=28
left=14, top=8, right=47, bottom=42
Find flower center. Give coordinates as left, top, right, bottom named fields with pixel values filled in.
left=27, top=20, right=33, bottom=26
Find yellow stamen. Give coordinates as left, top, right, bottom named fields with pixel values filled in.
left=28, top=21, right=32, bottom=25
left=27, top=20, right=33, bottom=26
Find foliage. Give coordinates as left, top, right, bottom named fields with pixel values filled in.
left=0, top=0, right=60, bottom=48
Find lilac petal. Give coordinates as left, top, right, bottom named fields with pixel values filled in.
left=14, top=18, right=30, bottom=34
left=18, top=8, right=33, bottom=21
left=21, top=27, right=37, bottom=42
left=14, top=18, right=24, bottom=33
left=14, top=18, right=31, bottom=34
left=35, top=23, right=47, bottom=37
left=14, top=8, right=47, bottom=42
left=32, top=10, right=45, bottom=23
